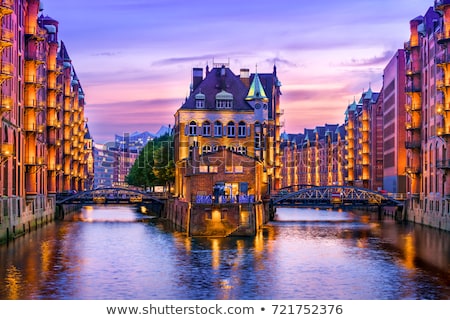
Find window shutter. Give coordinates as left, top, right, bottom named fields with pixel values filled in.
left=184, top=124, right=188, bottom=136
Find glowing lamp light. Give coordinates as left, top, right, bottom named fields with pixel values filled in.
left=1, top=143, right=13, bottom=157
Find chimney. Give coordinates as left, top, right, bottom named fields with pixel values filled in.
left=240, top=68, right=250, bottom=87
left=192, top=68, right=203, bottom=91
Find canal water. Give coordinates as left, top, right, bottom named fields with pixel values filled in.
left=0, top=205, right=449, bottom=300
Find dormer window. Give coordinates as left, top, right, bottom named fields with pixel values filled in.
left=195, top=92, right=205, bottom=108
left=215, top=90, right=233, bottom=109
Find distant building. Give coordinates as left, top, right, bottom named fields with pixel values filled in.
left=114, top=131, right=154, bottom=153
left=344, top=87, right=381, bottom=189
left=93, top=143, right=117, bottom=188
left=280, top=123, right=345, bottom=188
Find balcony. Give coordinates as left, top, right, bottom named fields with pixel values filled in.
left=404, top=40, right=419, bottom=51
left=406, top=64, right=421, bottom=76
left=436, top=78, right=450, bottom=90
left=0, top=0, right=13, bottom=17
left=436, top=28, right=450, bottom=45
left=0, top=95, right=12, bottom=113
left=0, top=61, right=13, bottom=84
left=24, top=26, right=45, bottom=41
left=47, top=119, right=61, bottom=128
left=24, top=75, right=45, bottom=87
left=436, top=102, right=450, bottom=114
left=0, top=28, right=13, bottom=50
left=24, top=123, right=45, bottom=133
left=24, top=99, right=44, bottom=111
left=25, top=51, right=45, bottom=65
left=435, top=55, right=450, bottom=67
left=405, top=140, right=421, bottom=149
left=436, top=159, right=450, bottom=169
left=406, top=122, right=421, bottom=131
left=405, top=85, right=421, bottom=93
left=48, top=137, right=61, bottom=147
left=405, top=166, right=421, bottom=175
left=47, top=163, right=62, bottom=171
left=24, top=156, right=45, bottom=166
left=405, top=103, right=422, bottom=113
left=436, top=125, right=450, bottom=136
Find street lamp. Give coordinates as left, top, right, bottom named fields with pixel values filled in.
left=0, top=143, right=13, bottom=164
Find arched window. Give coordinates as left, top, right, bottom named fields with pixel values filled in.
left=237, top=145, right=247, bottom=155
left=202, top=145, right=212, bottom=154
left=227, top=121, right=235, bottom=137
left=189, top=121, right=197, bottom=136
left=214, top=121, right=222, bottom=137
left=202, top=121, right=211, bottom=136
left=254, top=122, right=262, bottom=149
left=238, top=121, right=246, bottom=137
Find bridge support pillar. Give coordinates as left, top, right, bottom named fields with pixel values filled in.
left=377, top=205, right=382, bottom=220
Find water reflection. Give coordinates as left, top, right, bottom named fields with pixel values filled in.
left=0, top=206, right=448, bottom=299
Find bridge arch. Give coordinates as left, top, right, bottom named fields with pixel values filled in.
left=272, top=185, right=402, bottom=207
left=56, top=187, right=164, bottom=205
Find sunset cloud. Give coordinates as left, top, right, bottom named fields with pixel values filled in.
left=42, top=0, right=432, bottom=142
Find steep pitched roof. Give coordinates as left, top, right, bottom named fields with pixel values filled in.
left=245, top=72, right=269, bottom=102
left=180, top=66, right=253, bottom=111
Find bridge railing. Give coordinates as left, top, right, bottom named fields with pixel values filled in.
left=271, top=185, right=404, bottom=206
left=194, top=194, right=256, bottom=204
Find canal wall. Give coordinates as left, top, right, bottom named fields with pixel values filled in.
left=0, top=194, right=84, bottom=244
left=0, top=195, right=56, bottom=244
left=164, top=198, right=267, bottom=237
left=405, top=198, right=450, bottom=232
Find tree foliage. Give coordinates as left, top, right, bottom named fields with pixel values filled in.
left=126, top=133, right=175, bottom=190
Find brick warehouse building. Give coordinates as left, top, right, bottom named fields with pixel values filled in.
left=0, top=1, right=93, bottom=243
left=170, top=62, right=282, bottom=236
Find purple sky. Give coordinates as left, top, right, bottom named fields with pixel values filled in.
left=41, top=0, right=430, bottom=143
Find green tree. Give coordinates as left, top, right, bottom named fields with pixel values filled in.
left=126, top=133, right=175, bottom=191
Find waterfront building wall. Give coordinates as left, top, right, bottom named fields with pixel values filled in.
left=403, top=3, right=450, bottom=231
left=383, top=49, right=407, bottom=194
left=0, top=0, right=91, bottom=243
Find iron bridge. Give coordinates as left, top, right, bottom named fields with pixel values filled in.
left=56, top=187, right=165, bottom=206
left=271, top=185, right=403, bottom=208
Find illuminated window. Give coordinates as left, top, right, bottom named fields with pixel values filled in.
left=202, top=145, right=212, bottom=154
left=227, top=121, right=235, bottom=137
left=214, top=121, right=222, bottom=136
left=237, top=145, right=247, bottom=155
left=199, top=165, right=208, bottom=173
